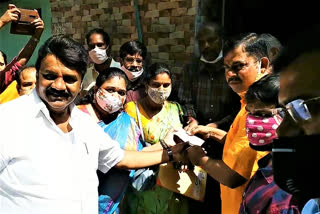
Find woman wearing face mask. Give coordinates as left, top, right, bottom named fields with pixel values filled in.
left=123, top=63, right=189, bottom=214
left=77, top=67, right=174, bottom=214
left=239, top=74, right=302, bottom=213
left=77, top=67, right=143, bottom=214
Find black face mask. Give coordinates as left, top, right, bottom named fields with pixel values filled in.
left=272, top=134, right=320, bottom=201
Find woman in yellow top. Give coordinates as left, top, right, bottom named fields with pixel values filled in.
left=123, top=62, right=188, bottom=214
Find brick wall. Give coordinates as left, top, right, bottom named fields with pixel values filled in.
left=50, top=0, right=219, bottom=76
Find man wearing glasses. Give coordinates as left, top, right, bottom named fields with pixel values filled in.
left=272, top=25, right=320, bottom=212
left=119, top=40, right=148, bottom=103
left=81, top=28, right=121, bottom=93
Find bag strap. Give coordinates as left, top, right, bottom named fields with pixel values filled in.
left=135, top=101, right=145, bottom=142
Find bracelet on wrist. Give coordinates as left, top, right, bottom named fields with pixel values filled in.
left=159, top=139, right=174, bottom=162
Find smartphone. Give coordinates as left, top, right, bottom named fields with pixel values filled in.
left=10, top=8, right=39, bottom=35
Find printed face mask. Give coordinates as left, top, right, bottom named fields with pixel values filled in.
left=95, top=88, right=123, bottom=113
left=147, top=86, right=171, bottom=104
left=246, top=114, right=282, bottom=151
left=89, top=46, right=108, bottom=64
left=121, top=65, right=143, bottom=82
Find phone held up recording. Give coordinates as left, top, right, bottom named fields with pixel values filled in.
left=10, top=7, right=39, bottom=35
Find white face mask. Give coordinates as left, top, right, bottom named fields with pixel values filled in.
left=121, top=65, right=144, bottom=82
left=147, top=86, right=171, bottom=104
left=95, top=88, right=123, bottom=113
left=89, top=47, right=108, bottom=64
left=200, top=50, right=223, bottom=64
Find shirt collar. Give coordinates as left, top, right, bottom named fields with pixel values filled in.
left=238, top=91, right=247, bottom=108
left=30, top=90, right=80, bottom=126
left=30, top=89, right=49, bottom=117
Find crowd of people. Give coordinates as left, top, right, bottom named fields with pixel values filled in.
left=1, top=3, right=320, bottom=214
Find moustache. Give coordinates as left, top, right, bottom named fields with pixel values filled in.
left=227, top=76, right=241, bottom=83
left=46, top=87, right=70, bottom=98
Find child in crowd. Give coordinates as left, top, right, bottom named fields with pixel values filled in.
left=239, top=74, right=302, bottom=213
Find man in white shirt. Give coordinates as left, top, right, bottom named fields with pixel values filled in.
left=0, top=35, right=185, bottom=214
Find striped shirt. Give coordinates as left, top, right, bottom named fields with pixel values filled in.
left=176, top=59, right=240, bottom=130
left=239, top=154, right=301, bottom=214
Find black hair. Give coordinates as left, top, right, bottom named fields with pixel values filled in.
left=15, top=65, right=36, bottom=86
left=86, top=28, right=111, bottom=47
left=119, top=40, right=147, bottom=60
left=96, top=67, right=128, bottom=88
left=246, top=74, right=280, bottom=151
left=78, top=67, right=128, bottom=105
left=143, top=62, right=172, bottom=85
left=35, top=35, right=88, bottom=79
left=0, top=50, right=7, bottom=65
left=259, top=33, right=282, bottom=63
left=245, top=73, right=280, bottom=106
left=223, top=33, right=269, bottom=61
left=273, top=24, right=320, bottom=73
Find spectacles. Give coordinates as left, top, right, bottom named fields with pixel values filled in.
left=283, top=96, right=320, bottom=123
left=88, top=43, right=107, bottom=50
left=124, top=57, right=143, bottom=64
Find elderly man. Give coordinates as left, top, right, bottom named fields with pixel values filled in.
left=0, top=35, right=185, bottom=214
left=272, top=25, right=320, bottom=212
left=119, top=40, right=148, bottom=103
left=186, top=33, right=272, bottom=214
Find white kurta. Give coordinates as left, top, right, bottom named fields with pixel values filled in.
left=0, top=90, right=124, bottom=214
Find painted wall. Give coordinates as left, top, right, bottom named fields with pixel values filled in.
left=0, top=0, right=52, bottom=65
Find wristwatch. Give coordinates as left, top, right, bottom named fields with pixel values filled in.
left=159, top=139, right=174, bottom=162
